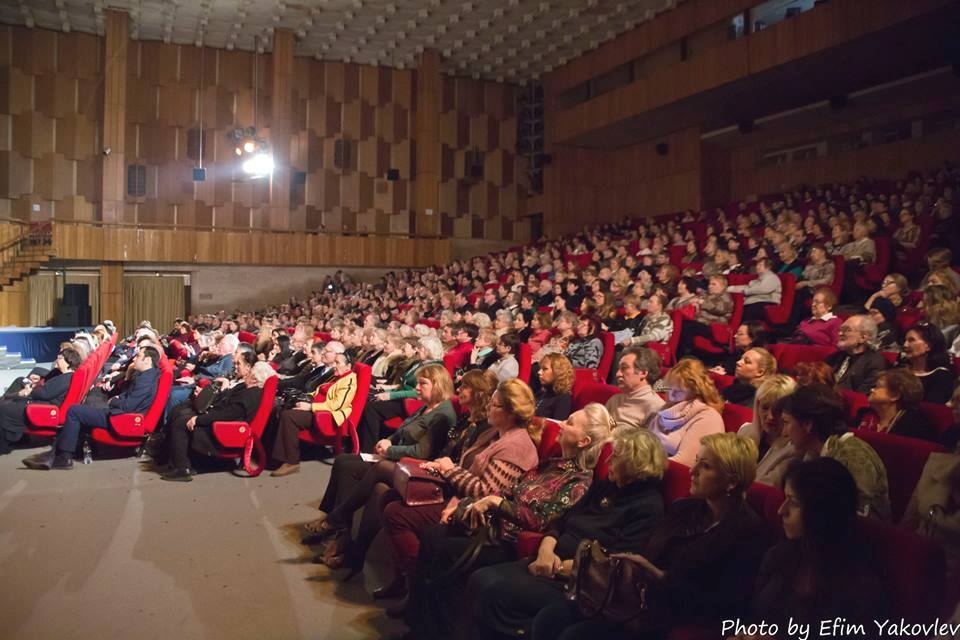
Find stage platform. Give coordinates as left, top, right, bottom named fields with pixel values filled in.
left=0, top=327, right=85, bottom=363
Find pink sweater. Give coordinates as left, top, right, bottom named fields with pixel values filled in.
left=649, top=399, right=724, bottom=467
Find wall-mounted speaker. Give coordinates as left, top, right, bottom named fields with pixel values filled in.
left=192, top=167, right=206, bottom=182
left=386, top=168, right=400, bottom=181
left=655, top=142, right=669, bottom=156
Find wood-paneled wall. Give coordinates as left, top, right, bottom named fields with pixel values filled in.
left=0, top=25, right=525, bottom=243
left=545, top=0, right=953, bottom=145
left=543, top=127, right=701, bottom=237
left=729, top=129, right=960, bottom=200
left=51, top=223, right=450, bottom=268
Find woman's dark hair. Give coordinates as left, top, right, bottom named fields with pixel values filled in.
left=578, top=315, right=600, bottom=338
left=236, top=343, right=257, bottom=367
left=60, top=347, right=83, bottom=370
left=679, top=276, right=698, bottom=295
left=745, top=322, right=770, bottom=348
left=775, top=383, right=845, bottom=442
left=907, top=321, right=951, bottom=370
left=275, top=334, right=290, bottom=350
left=498, top=331, right=521, bottom=355
left=782, top=457, right=859, bottom=561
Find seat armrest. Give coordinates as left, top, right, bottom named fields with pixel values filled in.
left=25, top=404, right=60, bottom=427
left=213, top=421, right=252, bottom=448
left=109, top=414, right=147, bottom=437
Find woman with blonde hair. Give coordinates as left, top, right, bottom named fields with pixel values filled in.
left=738, top=375, right=800, bottom=486
left=469, top=426, right=667, bottom=640
left=531, top=432, right=765, bottom=639
left=406, top=402, right=613, bottom=639
left=722, top=347, right=777, bottom=408
left=646, top=358, right=724, bottom=467
left=922, top=284, right=960, bottom=343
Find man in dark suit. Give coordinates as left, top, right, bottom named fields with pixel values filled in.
left=22, top=345, right=162, bottom=470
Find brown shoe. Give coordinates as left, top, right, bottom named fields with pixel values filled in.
left=271, top=463, right=300, bottom=477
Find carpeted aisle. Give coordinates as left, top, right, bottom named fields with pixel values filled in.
left=0, top=447, right=405, bottom=640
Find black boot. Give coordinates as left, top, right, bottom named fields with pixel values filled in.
left=22, top=448, right=55, bottom=470
left=51, top=451, right=74, bottom=470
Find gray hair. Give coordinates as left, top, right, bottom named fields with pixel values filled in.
left=418, top=335, right=445, bottom=361
left=251, top=361, right=277, bottom=386
left=853, top=314, right=879, bottom=351
left=325, top=340, right=346, bottom=354
left=471, top=312, right=492, bottom=328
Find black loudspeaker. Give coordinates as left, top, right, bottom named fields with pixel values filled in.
left=386, top=168, right=400, bottom=181
left=655, top=142, right=669, bottom=156
left=63, top=284, right=89, bottom=307
left=55, top=304, right=90, bottom=326
left=334, top=139, right=352, bottom=169
left=192, top=167, right=206, bottom=181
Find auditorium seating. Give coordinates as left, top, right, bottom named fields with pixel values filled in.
left=517, top=342, right=532, bottom=384
left=297, top=362, right=372, bottom=456
left=89, top=357, right=175, bottom=452
left=721, top=402, right=753, bottom=433
left=571, top=380, right=619, bottom=411
left=210, top=374, right=278, bottom=477
left=768, top=343, right=837, bottom=375
left=692, top=293, right=744, bottom=356
left=648, top=310, right=684, bottom=367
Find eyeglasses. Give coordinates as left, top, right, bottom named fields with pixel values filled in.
left=838, top=326, right=858, bottom=335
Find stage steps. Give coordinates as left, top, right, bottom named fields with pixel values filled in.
left=0, top=248, right=53, bottom=289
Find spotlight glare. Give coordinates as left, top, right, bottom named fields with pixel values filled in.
left=242, top=152, right=274, bottom=177
left=242, top=140, right=256, bottom=153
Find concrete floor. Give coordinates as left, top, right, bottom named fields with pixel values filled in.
left=0, top=443, right=407, bottom=640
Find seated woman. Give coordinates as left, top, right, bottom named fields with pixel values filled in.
left=404, top=403, right=613, bottom=639
left=892, top=207, right=921, bottom=264
left=270, top=351, right=359, bottom=477
left=161, top=352, right=275, bottom=482
left=304, top=363, right=457, bottom=569
left=710, top=323, right=769, bottom=377
left=358, top=335, right=443, bottom=452
left=855, top=368, right=937, bottom=442
left=868, top=297, right=901, bottom=352
left=722, top=347, right=777, bottom=408
left=487, top=331, right=521, bottom=382
left=534, top=353, right=574, bottom=422
left=738, top=375, right=799, bottom=487
left=531, top=432, right=766, bottom=640
left=794, top=243, right=835, bottom=296
left=793, top=287, right=841, bottom=347
left=921, top=284, right=960, bottom=345
left=646, top=358, right=724, bottom=467
left=527, top=312, right=554, bottom=359
left=0, top=347, right=83, bottom=454
left=900, top=322, right=954, bottom=404
left=864, top=273, right=908, bottom=314
left=666, top=276, right=699, bottom=313
left=742, top=458, right=889, bottom=636
left=379, top=379, right=541, bottom=610
left=677, top=275, right=734, bottom=357
left=775, top=242, right=803, bottom=278
left=469, top=426, right=667, bottom=640
left=778, top=383, right=892, bottom=520
left=565, top=315, right=604, bottom=370
left=623, top=294, right=673, bottom=348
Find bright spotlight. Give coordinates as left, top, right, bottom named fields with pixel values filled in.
left=242, top=139, right=256, bottom=153
left=242, top=152, right=274, bottom=177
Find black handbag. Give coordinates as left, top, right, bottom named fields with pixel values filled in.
left=571, top=540, right=653, bottom=632
left=191, top=380, right=223, bottom=414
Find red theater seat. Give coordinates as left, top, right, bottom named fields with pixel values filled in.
left=89, top=359, right=174, bottom=450
left=211, top=374, right=278, bottom=476
left=721, top=402, right=753, bottom=433
left=298, top=363, right=372, bottom=455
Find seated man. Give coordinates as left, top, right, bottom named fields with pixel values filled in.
left=605, top=347, right=665, bottom=429
left=270, top=352, right=358, bottom=477
left=726, top=258, right=781, bottom=323
left=444, top=322, right=477, bottom=372
left=22, top=345, right=161, bottom=470
left=826, top=315, right=887, bottom=394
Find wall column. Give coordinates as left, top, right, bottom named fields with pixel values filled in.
left=100, top=10, right=128, bottom=224
left=100, top=263, right=124, bottom=332
left=269, top=29, right=293, bottom=230
left=413, top=50, right=441, bottom=236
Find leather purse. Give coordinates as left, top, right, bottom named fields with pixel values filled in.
left=393, top=456, right=447, bottom=506
left=571, top=540, right=652, bottom=632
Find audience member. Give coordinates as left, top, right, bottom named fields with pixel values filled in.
left=738, top=375, right=799, bottom=487
left=726, top=258, right=782, bottom=323
left=855, top=367, right=936, bottom=441
left=722, top=347, right=777, bottom=408
left=899, top=322, right=954, bottom=404
left=793, top=287, right=841, bottom=347
left=826, top=315, right=887, bottom=394
left=606, top=347, right=665, bottom=429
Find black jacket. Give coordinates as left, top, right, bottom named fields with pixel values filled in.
left=195, top=383, right=263, bottom=429
left=109, top=367, right=161, bottom=416
left=826, top=350, right=887, bottom=395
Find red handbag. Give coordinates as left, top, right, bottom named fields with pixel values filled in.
left=393, top=456, right=447, bottom=506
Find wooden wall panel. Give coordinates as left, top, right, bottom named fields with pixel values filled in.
left=0, top=279, right=29, bottom=327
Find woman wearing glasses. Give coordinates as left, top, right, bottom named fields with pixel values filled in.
left=0, top=347, right=83, bottom=454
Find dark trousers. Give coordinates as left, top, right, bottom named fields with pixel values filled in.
left=326, top=459, right=396, bottom=530
left=271, top=408, right=313, bottom=464
left=530, top=600, right=631, bottom=640
left=0, top=399, right=29, bottom=450
left=740, top=302, right=772, bottom=324
left=469, top=557, right=568, bottom=640
left=58, top=404, right=109, bottom=454
left=357, top=398, right=405, bottom=452
left=406, top=523, right=515, bottom=639
left=168, top=412, right=217, bottom=470
left=677, top=319, right=714, bottom=357
left=318, top=454, right=374, bottom=514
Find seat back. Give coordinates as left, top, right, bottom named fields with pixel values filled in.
left=721, top=402, right=753, bottom=433
left=24, top=358, right=98, bottom=432
left=571, top=381, right=620, bottom=411
left=248, top=374, right=278, bottom=438
left=238, top=330, right=257, bottom=344
left=857, top=517, right=946, bottom=621
left=517, top=342, right=532, bottom=383
left=340, top=363, right=373, bottom=453
left=852, top=429, right=947, bottom=522
left=141, top=360, right=175, bottom=435
left=538, top=419, right=562, bottom=460
left=595, top=331, right=615, bottom=383
left=829, top=255, right=845, bottom=299
left=661, top=460, right=692, bottom=503
left=840, top=388, right=870, bottom=426
left=649, top=311, right=683, bottom=367
left=768, top=343, right=837, bottom=375
left=918, top=401, right=954, bottom=439
left=764, top=273, right=795, bottom=325
left=745, top=481, right=785, bottom=541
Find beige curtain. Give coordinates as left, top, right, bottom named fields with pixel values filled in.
left=29, top=273, right=57, bottom=326
left=123, top=276, right=185, bottom=337
left=29, top=272, right=100, bottom=327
